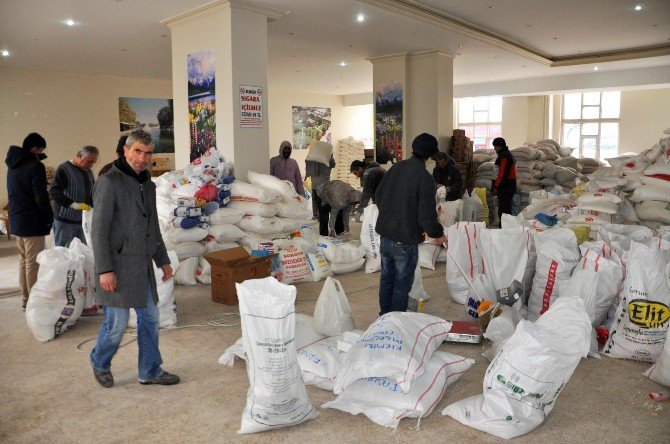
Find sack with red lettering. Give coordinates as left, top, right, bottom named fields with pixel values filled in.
left=273, top=247, right=312, bottom=285
left=322, top=351, right=474, bottom=429
left=603, top=241, right=670, bottom=362
left=528, top=228, right=581, bottom=322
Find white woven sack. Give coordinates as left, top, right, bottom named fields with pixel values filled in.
left=274, top=248, right=312, bottom=285
left=566, top=213, right=611, bottom=226
left=528, top=228, right=580, bottom=322
left=237, top=278, right=319, bottom=434
left=603, top=241, right=670, bottom=362
left=446, top=222, right=485, bottom=305
left=577, top=192, right=622, bottom=204
left=227, top=201, right=279, bottom=217
left=237, top=216, right=283, bottom=235
left=573, top=248, right=624, bottom=327
left=644, top=334, right=670, bottom=387
left=322, top=351, right=473, bottom=429
left=636, top=201, right=670, bottom=224
left=644, top=162, right=670, bottom=177
left=640, top=175, right=670, bottom=190
left=630, top=185, right=670, bottom=203
left=333, top=312, right=452, bottom=395
left=305, top=141, right=333, bottom=166
left=209, top=223, right=245, bottom=242
left=209, top=207, right=245, bottom=225
left=168, top=241, right=206, bottom=260
left=305, top=251, right=333, bottom=282
left=297, top=336, right=343, bottom=390
left=418, top=243, right=441, bottom=270
left=248, top=170, right=298, bottom=200
left=330, top=258, right=365, bottom=275
left=168, top=227, right=209, bottom=243
left=443, top=297, right=591, bottom=440
left=230, top=181, right=282, bottom=204
left=317, top=236, right=365, bottom=263
left=360, top=204, right=381, bottom=273
left=174, top=257, right=197, bottom=286
left=277, top=202, right=313, bottom=220
left=574, top=200, right=620, bottom=215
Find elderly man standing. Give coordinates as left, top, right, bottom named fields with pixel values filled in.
left=270, top=141, right=304, bottom=196
left=49, top=145, right=98, bottom=247
left=89, top=129, right=179, bottom=388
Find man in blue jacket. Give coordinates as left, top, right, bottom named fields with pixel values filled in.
left=5, top=133, right=53, bottom=310
left=374, top=133, right=447, bottom=314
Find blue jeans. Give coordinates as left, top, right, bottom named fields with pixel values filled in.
left=379, top=237, right=418, bottom=315
left=54, top=219, right=86, bottom=247
left=90, top=277, right=164, bottom=382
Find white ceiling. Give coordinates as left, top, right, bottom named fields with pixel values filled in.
left=1, top=0, right=669, bottom=95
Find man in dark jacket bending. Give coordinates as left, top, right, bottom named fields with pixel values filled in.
left=432, top=152, right=462, bottom=201
left=374, top=133, right=447, bottom=315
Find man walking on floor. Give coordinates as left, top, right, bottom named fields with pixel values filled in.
left=5, top=132, right=53, bottom=310
left=49, top=145, right=98, bottom=247
left=374, top=133, right=446, bottom=315
left=89, top=129, right=179, bottom=388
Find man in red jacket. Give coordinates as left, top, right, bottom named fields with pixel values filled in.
left=491, top=137, right=517, bottom=226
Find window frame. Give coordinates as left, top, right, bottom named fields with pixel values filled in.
left=457, top=96, right=503, bottom=151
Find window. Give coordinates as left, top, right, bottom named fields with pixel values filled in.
left=561, top=91, right=620, bottom=162
left=458, top=96, right=502, bottom=150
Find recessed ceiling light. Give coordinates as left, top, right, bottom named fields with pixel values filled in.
left=593, top=66, right=599, bottom=71
left=634, top=5, right=642, bottom=11
left=1, top=50, right=10, bottom=57
left=356, top=14, right=365, bottom=22
left=489, top=5, right=495, bottom=9
left=65, top=18, right=76, bottom=26
left=339, top=62, right=347, bottom=67
left=457, top=45, right=463, bottom=48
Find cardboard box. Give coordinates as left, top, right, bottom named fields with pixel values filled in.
left=203, top=247, right=277, bottom=305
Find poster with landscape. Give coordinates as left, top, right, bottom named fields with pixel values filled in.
left=118, top=97, right=174, bottom=153
left=188, top=49, right=216, bottom=162
left=374, top=81, right=403, bottom=163
left=291, top=106, right=332, bottom=150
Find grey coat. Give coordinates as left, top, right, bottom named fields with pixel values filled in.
left=91, top=165, right=170, bottom=308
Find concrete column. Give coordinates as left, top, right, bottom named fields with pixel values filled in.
left=370, top=50, right=455, bottom=161
left=162, top=0, right=284, bottom=175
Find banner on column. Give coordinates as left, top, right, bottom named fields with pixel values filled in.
left=374, top=81, right=403, bottom=164
left=291, top=106, right=332, bottom=149
left=239, top=86, right=263, bottom=128
left=187, top=49, right=216, bottom=162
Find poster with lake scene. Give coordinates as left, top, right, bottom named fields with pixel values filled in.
left=118, top=97, right=174, bottom=153
left=291, top=106, right=332, bottom=150
left=188, top=49, right=216, bottom=162
left=375, top=81, right=403, bottom=163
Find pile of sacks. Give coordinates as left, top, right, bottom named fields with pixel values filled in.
left=443, top=220, right=670, bottom=438
left=221, top=276, right=474, bottom=433
left=335, top=137, right=365, bottom=188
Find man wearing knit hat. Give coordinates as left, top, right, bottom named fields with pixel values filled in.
left=374, top=133, right=446, bottom=315
left=491, top=137, right=517, bottom=226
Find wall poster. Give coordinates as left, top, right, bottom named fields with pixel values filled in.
left=188, top=49, right=216, bottom=162
left=291, top=106, right=332, bottom=150
left=374, top=81, right=403, bottom=164
left=118, top=97, right=174, bottom=170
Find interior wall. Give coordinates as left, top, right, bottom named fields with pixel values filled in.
left=0, top=67, right=172, bottom=202
left=619, top=88, right=670, bottom=153
left=339, top=104, right=374, bottom=148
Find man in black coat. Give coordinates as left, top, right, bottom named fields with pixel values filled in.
left=350, top=159, right=385, bottom=216
left=5, top=133, right=53, bottom=310
left=432, top=152, right=462, bottom=201
left=374, top=133, right=447, bottom=315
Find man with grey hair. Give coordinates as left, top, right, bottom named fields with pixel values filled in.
left=49, top=145, right=99, bottom=247
left=89, top=129, right=178, bottom=388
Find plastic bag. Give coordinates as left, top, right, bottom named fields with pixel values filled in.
left=443, top=297, right=591, bottom=439
left=360, top=204, right=381, bottom=273
left=334, top=312, right=452, bottom=395
left=237, top=278, right=319, bottom=434
left=409, top=263, right=429, bottom=301
left=313, top=277, right=355, bottom=336
left=323, top=351, right=473, bottom=429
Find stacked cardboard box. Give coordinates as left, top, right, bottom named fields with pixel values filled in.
left=449, top=129, right=473, bottom=163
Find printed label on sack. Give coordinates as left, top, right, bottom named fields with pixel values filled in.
left=489, top=359, right=557, bottom=409
left=540, top=260, right=558, bottom=315
left=627, top=300, right=670, bottom=329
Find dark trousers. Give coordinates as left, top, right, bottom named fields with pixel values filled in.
left=497, top=191, right=514, bottom=227
left=379, top=237, right=418, bottom=315
left=314, top=192, right=344, bottom=236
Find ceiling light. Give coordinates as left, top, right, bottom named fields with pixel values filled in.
left=489, top=5, right=495, bottom=9
left=356, top=14, right=365, bottom=22
left=593, top=66, right=599, bottom=71
left=634, top=5, right=642, bottom=11
left=457, top=45, right=463, bottom=48
left=1, top=50, right=10, bottom=57
left=339, top=62, right=347, bottom=67
left=65, top=18, right=76, bottom=26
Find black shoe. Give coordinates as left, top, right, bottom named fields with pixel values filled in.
left=93, top=369, right=114, bottom=388
left=140, top=371, right=180, bottom=386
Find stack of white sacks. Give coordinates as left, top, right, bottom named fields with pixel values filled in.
left=444, top=217, right=670, bottom=437
left=221, top=276, right=474, bottom=432
left=335, top=137, right=365, bottom=188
